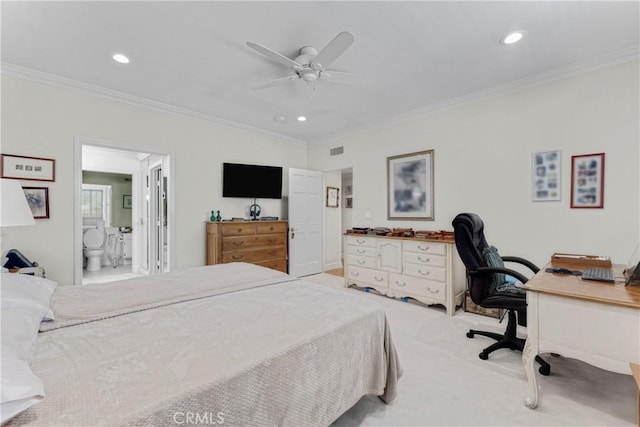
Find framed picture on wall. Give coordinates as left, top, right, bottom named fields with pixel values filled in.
left=387, top=150, right=434, bottom=220
left=531, top=150, right=561, bottom=202
left=326, top=187, right=339, bottom=208
left=22, top=187, right=50, bottom=219
left=2, top=154, right=55, bottom=182
left=570, top=152, right=605, bottom=208
left=123, top=194, right=132, bottom=209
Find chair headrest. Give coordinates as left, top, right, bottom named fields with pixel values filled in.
left=452, top=212, right=489, bottom=270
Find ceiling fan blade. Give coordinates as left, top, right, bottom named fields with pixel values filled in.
left=311, top=31, right=355, bottom=68
left=247, top=41, right=301, bottom=69
left=251, top=75, right=299, bottom=90
left=318, top=70, right=360, bottom=84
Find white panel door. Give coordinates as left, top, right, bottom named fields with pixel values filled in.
left=288, top=168, right=323, bottom=277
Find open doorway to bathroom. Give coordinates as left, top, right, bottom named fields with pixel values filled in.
left=74, top=141, right=173, bottom=286
left=81, top=172, right=134, bottom=284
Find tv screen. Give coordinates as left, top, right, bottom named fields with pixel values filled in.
left=223, top=163, right=283, bottom=199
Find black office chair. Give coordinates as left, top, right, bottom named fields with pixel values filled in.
left=452, top=212, right=550, bottom=376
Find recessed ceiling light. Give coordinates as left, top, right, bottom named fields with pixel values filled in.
left=274, top=115, right=286, bottom=123
left=501, top=31, right=526, bottom=45
left=297, top=116, right=307, bottom=122
left=112, top=53, right=130, bottom=64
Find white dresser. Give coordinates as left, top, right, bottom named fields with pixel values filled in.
left=344, top=234, right=465, bottom=316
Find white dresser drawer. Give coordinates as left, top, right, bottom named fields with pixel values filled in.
left=346, top=265, right=388, bottom=286
left=347, top=245, right=376, bottom=257
left=346, top=236, right=376, bottom=247
left=389, top=273, right=446, bottom=301
left=403, top=240, right=446, bottom=256
left=348, top=254, right=377, bottom=269
left=403, top=264, right=446, bottom=282
left=403, top=252, right=446, bottom=268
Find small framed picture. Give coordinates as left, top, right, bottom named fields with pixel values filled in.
left=22, top=187, right=50, bottom=219
left=571, top=152, right=605, bottom=208
left=346, top=197, right=353, bottom=209
left=123, top=194, right=132, bottom=209
left=2, top=154, right=55, bottom=182
left=326, top=187, right=339, bottom=208
left=387, top=150, right=434, bottom=220
left=531, top=150, right=561, bottom=202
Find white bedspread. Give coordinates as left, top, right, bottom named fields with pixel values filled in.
left=9, top=263, right=401, bottom=426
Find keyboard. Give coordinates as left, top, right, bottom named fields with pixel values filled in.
left=582, top=267, right=615, bottom=283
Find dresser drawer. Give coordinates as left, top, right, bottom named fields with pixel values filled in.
left=221, top=223, right=258, bottom=236
left=346, top=236, right=376, bottom=247
left=403, top=240, right=446, bottom=256
left=256, top=222, right=288, bottom=234
left=389, top=274, right=446, bottom=301
left=346, top=265, right=388, bottom=287
left=403, top=264, right=446, bottom=282
left=347, top=245, right=376, bottom=257
left=223, top=234, right=286, bottom=250
left=403, top=252, right=446, bottom=268
left=348, top=254, right=377, bottom=269
left=222, top=246, right=286, bottom=263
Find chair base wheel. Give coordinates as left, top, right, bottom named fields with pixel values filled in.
left=466, top=331, right=474, bottom=338
left=479, top=352, right=488, bottom=360
left=539, top=365, right=550, bottom=376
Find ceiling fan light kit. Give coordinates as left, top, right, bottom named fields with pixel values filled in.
left=247, top=31, right=355, bottom=90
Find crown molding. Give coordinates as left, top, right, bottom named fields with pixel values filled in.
left=313, top=46, right=639, bottom=145
left=1, top=63, right=307, bottom=146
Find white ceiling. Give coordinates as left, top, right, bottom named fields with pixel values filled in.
left=2, top=1, right=638, bottom=144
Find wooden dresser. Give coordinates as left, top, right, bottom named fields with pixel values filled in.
left=344, top=234, right=465, bottom=316
left=206, top=220, right=288, bottom=272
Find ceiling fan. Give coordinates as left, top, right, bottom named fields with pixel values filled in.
left=246, top=31, right=355, bottom=90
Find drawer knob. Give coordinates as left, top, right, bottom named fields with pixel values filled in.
left=268, top=250, right=277, bottom=255
left=357, top=260, right=365, bottom=265
left=418, top=256, right=430, bottom=263
left=357, top=239, right=365, bottom=244
left=232, top=255, right=244, bottom=260
left=418, top=245, right=430, bottom=251
left=374, top=276, right=384, bottom=282
left=233, top=241, right=245, bottom=246
left=352, top=271, right=360, bottom=276
left=357, top=249, right=365, bottom=254
left=396, top=281, right=406, bottom=287
left=269, top=227, right=274, bottom=231
left=427, top=288, right=440, bottom=294
left=418, top=269, right=430, bottom=276
left=268, top=239, right=277, bottom=243
left=237, top=228, right=243, bottom=233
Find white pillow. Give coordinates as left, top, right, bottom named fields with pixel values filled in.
left=1, top=273, right=58, bottom=321
left=0, top=354, right=44, bottom=424
left=0, top=305, right=48, bottom=422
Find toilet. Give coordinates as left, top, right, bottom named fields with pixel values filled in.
left=83, top=228, right=105, bottom=272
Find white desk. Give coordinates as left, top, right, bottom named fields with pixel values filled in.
left=523, top=263, right=640, bottom=410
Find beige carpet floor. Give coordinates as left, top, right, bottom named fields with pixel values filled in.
left=303, top=273, right=636, bottom=426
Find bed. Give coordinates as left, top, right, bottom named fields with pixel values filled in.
left=2, top=262, right=402, bottom=426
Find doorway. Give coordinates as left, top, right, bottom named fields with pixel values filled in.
left=74, top=140, right=173, bottom=286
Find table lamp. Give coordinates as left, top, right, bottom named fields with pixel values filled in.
left=1, top=179, right=36, bottom=264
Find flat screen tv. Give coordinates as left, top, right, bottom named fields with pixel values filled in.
left=222, top=163, right=283, bottom=199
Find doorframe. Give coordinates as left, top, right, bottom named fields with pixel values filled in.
left=73, top=137, right=175, bottom=286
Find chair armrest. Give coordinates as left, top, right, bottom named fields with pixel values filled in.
left=500, top=256, right=540, bottom=274
left=472, top=266, right=530, bottom=284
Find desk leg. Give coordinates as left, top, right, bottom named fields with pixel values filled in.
left=523, top=337, right=539, bottom=408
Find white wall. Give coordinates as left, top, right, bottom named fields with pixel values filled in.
left=309, top=61, right=640, bottom=269
left=323, top=170, right=342, bottom=271
left=1, top=75, right=308, bottom=284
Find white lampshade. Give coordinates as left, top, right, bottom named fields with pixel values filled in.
left=0, top=179, right=36, bottom=227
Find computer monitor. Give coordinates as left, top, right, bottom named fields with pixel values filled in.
left=624, top=243, right=640, bottom=286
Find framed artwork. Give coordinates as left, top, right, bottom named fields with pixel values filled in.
left=1, top=154, right=55, bottom=182
left=326, top=187, right=339, bottom=208
left=571, top=152, right=605, bottom=208
left=387, top=150, right=434, bottom=220
left=123, top=194, right=132, bottom=209
left=22, top=187, right=49, bottom=219
left=346, top=197, right=353, bottom=209
left=532, top=150, right=561, bottom=202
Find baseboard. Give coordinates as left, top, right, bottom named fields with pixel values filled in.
left=324, top=261, right=342, bottom=271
